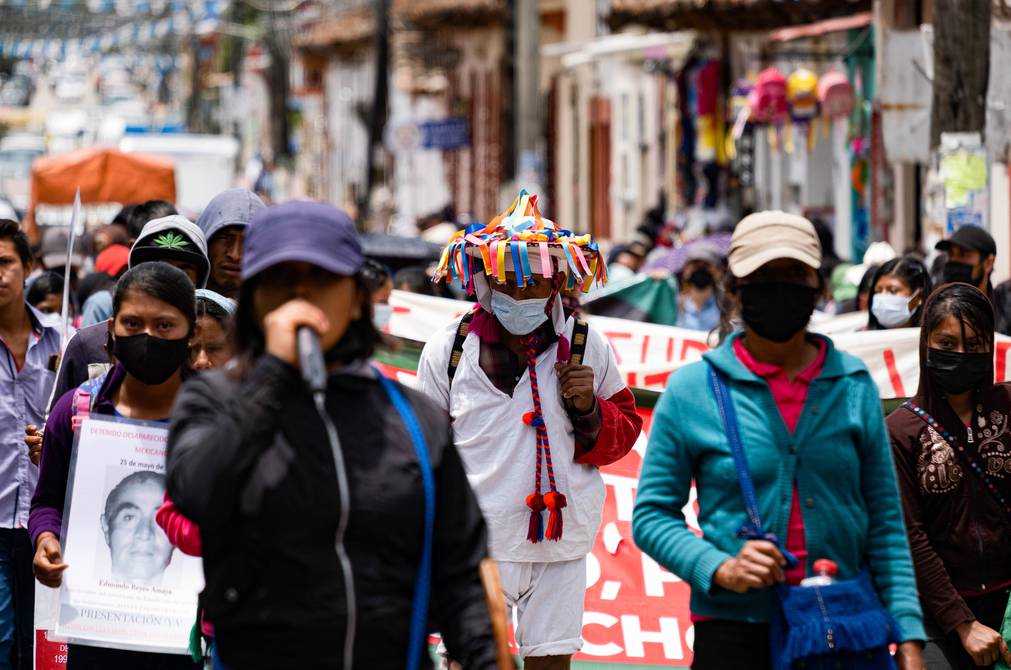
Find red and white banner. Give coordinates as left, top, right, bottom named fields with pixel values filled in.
left=389, top=290, right=1011, bottom=399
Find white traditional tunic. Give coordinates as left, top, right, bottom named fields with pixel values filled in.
left=417, top=315, right=625, bottom=562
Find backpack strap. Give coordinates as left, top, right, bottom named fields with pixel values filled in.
left=447, top=309, right=477, bottom=388
left=373, top=368, right=434, bottom=670
left=569, top=318, right=590, bottom=366
left=71, top=373, right=107, bottom=433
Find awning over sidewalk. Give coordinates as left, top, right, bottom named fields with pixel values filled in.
left=394, top=0, right=505, bottom=27
left=609, top=0, right=872, bottom=32
left=297, top=0, right=506, bottom=51
left=295, top=6, right=375, bottom=50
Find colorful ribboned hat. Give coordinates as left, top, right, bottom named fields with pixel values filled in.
left=433, top=189, right=607, bottom=293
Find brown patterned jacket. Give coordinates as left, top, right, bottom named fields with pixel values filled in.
left=887, top=383, right=1011, bottom=634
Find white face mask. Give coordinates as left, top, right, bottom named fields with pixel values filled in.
left=373, top=303, right=393, bottom=330
left=871, top=293, right=913, bottom=328
left=490, top=290, right=549, bottom=336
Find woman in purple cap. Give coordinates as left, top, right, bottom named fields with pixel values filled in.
left=165, top=201, right=497, bottom=670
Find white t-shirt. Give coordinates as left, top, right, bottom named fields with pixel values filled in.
left=416, top=314, right=625, bottom=562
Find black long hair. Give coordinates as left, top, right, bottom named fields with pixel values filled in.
left=232, top=270, right=380, bottom=379
left=113, top=262, right=196, bottom=333
left=914, top=282, right=995, bottom=410
left=26, top=271, right=64, bottom=307
left=867, top=256, right=933, bottom=330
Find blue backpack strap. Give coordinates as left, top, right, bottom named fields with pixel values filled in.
left=373, top=367, right=435, bottom=670
left=708, top=364, right=798, bottom=568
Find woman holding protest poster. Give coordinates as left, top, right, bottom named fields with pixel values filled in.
left=888, top=283, right=1011, bottom=669
left=165, top=202, right=496, bottom=670
left=633, top=210, right=926, bottom=670
left=28, top=262, right=200, bottom=670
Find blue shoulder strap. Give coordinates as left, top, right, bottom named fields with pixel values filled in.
left=707, top=364, right=798, bottom=568
left=373, top=368, right=436, bottom=670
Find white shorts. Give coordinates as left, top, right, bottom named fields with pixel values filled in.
left=498, top=557, right=587, bottom=658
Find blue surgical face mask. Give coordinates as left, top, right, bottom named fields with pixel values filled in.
left=373, top=303, right=392, bottom=330
left=490, top=290, right=549, bottom=336
left=871, top=292, right=914, bottom=328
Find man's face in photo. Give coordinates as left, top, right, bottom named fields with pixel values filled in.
left=101, top=476, right=174, bottom=585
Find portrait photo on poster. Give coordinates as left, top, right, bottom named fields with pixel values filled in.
left=93, top=468, right=176, bottom=588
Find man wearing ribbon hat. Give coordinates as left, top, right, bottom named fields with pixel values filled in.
left=417, top=191, right=643, bottom=668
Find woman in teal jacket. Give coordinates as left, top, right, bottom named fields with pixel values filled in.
left=632, top=211, right=925, bottom=670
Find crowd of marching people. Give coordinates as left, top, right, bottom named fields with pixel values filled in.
left=0, top=183, right=1008, bottom=670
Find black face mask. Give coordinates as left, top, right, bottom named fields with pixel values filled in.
left=739, top=282, right=818, bottom=343
left=109, top=332, right=190, bottom=385
left=942, top=261, right=978, bottom=286
left=687, top=268, right=715, bottom=290
left=926, top=348, right=993, bottom=396
left=323, top=318, right=374, bottom=366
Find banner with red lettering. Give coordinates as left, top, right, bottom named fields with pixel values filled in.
left=388, top=291, right=1011, bottom=399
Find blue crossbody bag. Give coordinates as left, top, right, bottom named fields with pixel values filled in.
left=708, top=364, right=900, bottom=670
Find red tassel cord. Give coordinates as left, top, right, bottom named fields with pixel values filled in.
left=543, top=490, right=567, bottom=541
left=526, top=492, right=545, bottom=542
left=521, top=310, right=567, bottom=543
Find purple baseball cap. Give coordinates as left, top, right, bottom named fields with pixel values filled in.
left=241, top=201, right=364, bottom=280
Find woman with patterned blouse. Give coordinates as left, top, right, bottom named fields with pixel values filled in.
left=888, top=283, right=1011, bottom=669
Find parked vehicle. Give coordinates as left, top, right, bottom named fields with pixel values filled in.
left=119, top=133, right=238, bottom=216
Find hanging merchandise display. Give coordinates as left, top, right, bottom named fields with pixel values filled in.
left=728, top=78, right=757, bottom=211
left=676, top=57, right=699, bottom=207
left=787, top=68, right=819, bottom=119
left=786, top=68, right=820, bottom=152
left=848, top=62, right=873, bottom=261
left=747, top=67, right=789, bottom=123
left=817, top=69, right=855, bottom=144
left=748, top=67, right=789, bottom=153
left=694, top=60, right=722, bottom=164
left=819, top=70, right=855, bottom=120
left=727, top=78, right=754, bottom=158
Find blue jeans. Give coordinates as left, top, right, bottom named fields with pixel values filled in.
left=0, top=529, right=34, bottom=670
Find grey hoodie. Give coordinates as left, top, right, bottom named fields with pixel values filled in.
left=196, top=188, right=265, bottom=242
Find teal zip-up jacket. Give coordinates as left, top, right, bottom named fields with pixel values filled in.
left=632, top=332, right=925, bottom=642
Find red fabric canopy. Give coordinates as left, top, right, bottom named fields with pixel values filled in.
left=26, top=148, right=176, bottom=240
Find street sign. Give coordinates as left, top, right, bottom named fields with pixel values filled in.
left=420, top=117, right=470, bottom=150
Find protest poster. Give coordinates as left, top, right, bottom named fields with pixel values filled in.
left=55, top=417, right=202, bottom=655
